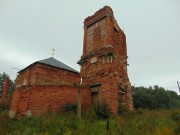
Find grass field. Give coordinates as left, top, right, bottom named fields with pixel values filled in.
left=0, top=109, right=180, bottom=135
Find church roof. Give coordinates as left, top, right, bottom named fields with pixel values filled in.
left=38, top=57, right=79, bottom=73
left=18, top=57, right=79, bottom=74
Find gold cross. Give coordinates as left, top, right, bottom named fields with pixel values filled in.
left=52, top=48, right=55, bottom=57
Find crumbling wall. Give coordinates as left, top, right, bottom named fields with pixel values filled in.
left=0, top=79, right=10, bottom=106
left=78, top=6, right=133, bottom=112
left=10, top=86, right=91, bottom=116
left=10, top=63, right=90, bottom=117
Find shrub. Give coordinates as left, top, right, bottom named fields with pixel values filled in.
left=93, top=101, right=112, bottom=119
left=171, top=112, right=180, bottom=122
left=118, top=100, right=129, bottom=114
left=171, top=112, right=180, bottom=133
left=62, top=102, right=77, bottom=113
left=0, top=103, right=10, bottom=111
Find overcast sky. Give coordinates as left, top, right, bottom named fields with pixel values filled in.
left=0, top=0, right=180, bottom=94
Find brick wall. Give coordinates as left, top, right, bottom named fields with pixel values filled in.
left=2, top=79, right=10, bottom=100
left=0, top=79, right=10, bottom=105
left=10, top=63, right=91, bottom=116
left=10, top=85, right=91, bottom=116
left=16, top=63, right=80, bottom=87
left=78, top=6, right=133, bottom=112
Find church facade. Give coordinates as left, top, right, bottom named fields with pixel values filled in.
left=10, top=6, right=133, bottom=117
left=10, top=57, right=91, bottom=117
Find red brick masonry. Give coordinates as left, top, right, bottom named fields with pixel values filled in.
left=0, top=79, right=10, bottom=105
left=10, top=85, right=90, bottom=116
left=10, top=63, right=91, bottom=116
left=9, top=6, right=133, bottom=117
left=78, top=6, right=133, bottom=112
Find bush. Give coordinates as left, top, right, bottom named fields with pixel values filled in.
left=0, top=103, right=10, bottom=111
left=93, top=101, right=112, bottom=119
left=171, top=112, right=180, bottom=134
left=62, top=102, right=77, bottom=113
left=172, top=112, right=180, bottom=122
left=118, top=100, right=129, bottom=114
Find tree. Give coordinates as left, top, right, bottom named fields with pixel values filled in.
left=132, top=85, right=180, bottom=110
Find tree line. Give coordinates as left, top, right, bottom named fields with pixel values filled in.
left=132, top=85, right=180, bottom=110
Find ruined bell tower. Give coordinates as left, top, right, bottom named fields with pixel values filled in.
left=78, top=6, right=133, bottom=112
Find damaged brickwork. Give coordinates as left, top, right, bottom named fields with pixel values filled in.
left=9, top=6, right=133, bottom=117
left=0, top=79, right=11, bottom=106
left=78, top=6, right=133, bottom=112
left=10, top=59, right=91, bottom=117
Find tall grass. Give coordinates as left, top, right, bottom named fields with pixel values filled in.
left=0, top=109, right=179, bottom=135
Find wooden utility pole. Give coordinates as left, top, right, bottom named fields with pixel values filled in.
left=77, top=89, right=81, bottom=120
left=177, top=81, right=180, bottom=92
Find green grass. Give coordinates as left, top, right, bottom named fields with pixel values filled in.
left=0, top=109, right=180, bottom=135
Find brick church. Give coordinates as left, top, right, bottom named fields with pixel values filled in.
left=9, top=6, right=133, bottom=117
